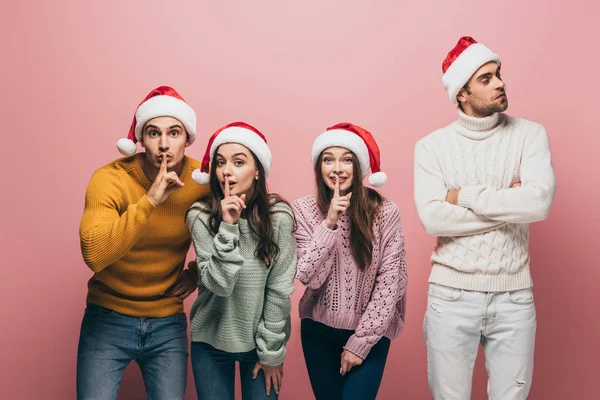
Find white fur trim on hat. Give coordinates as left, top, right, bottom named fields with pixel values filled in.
left=209, top=126, right=272, bottom=177
left=134, top=95, right=197, bottom=142
left=311, top=129, right=371, bottom=179
left=442, top=43, right=500, bottom=103
left=117, top=138, right=137, bottom=156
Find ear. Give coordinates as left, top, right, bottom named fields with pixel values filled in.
left=456, top=87, right=468, bottom=104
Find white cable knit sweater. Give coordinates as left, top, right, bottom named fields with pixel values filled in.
left=414, top=109, right=556, bottom=292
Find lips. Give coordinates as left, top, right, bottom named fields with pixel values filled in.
left=331, top=176, right=348, bottom=184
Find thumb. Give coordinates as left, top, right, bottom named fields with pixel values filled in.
left=347, top=192, right=352, bottom=200
left=253, top=363, right=260, bottom=379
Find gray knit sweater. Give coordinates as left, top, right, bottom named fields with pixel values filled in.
left=186, top=201, right=297, bottom=366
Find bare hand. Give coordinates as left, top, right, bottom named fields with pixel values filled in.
left=147, top=155, right=185, bottom=206
left=221, top=176, right=246, bottom=225
left=325, top=177, right=352, bottom=229
left=511, top=181, right=522, bottom=188
left=340, top=349, right=363, bottom=376
left=164, top=268, right=197, bottom=300
left=445, top=189, right=459, bottom=205
left=253, top=362, right=283, bottom=396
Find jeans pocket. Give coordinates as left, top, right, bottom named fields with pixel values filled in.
left=84, top=304, right=116, bottom=318
left=507, top=288, right=534, bottom=304
left=428, top=283, right=464, bottom=302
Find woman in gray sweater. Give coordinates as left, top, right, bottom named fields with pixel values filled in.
left=186, top=122, right=296, bottom=400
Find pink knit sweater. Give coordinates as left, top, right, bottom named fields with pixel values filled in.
left=292, top=195, right=408, bottom=359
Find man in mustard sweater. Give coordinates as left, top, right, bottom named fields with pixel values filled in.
left=77, top=86, right=209, bottom=400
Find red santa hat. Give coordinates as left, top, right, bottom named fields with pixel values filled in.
left=311, top=122, right=387, bottom=187
left=117, top=86, right=197, bottom=156
left=442, top=36, right=500, bottom=103
left=192, top=122, right=271, bottom=185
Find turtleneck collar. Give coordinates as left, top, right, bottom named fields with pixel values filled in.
left=453, top=108, right=505, bottom=140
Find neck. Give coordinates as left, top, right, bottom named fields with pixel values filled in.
left=139, top=154, right=185, bottom=182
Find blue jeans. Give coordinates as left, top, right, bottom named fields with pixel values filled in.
left=76, top=304, right=188, bottom=400
left=300, top=318, right=391, bottom=400
left=191, top=341, right=278, bottom=400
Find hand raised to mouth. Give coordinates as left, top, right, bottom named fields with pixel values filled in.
left=221, top=175, right=246, bottom=225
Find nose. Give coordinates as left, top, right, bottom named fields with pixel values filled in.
left=223, top=162, right=233, bottom=176
left=159, top=134, right=169, bottom=151
left=333, top=160, right=343, bottom=173
left=495, top=76, right=505, bottom=90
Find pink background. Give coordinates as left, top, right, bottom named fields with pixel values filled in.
left=1, top=1, right=598, bottom=398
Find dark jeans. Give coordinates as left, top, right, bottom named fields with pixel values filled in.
left=301, top=318, right=391, bottom=400
left=76, top=304, right=188, bottom=400
left=191, top=341, right=278, bottom=400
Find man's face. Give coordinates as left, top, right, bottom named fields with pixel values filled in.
left=140, top=116, right=189, bottom=170
left=457, top=61, right=508, bottom=117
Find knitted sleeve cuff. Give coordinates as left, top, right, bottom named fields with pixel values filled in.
left=138, top=195, right=157, bottom=219
left=312, top=221, right=339, bottom=247
left=218, top=222, right=240, bottom=238
left=457, top=186, right=483, bottom=209
left=344, top=335, right=375, bottom=360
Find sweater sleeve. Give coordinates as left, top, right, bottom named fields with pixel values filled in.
left=292, top=198, right=339, bottom=289
left=344, top=203, right=408, bottom=359
left=187, top=207, right=244, bottom=297
left=414, top=141, right=507, bottom=237
left=255, top=210, right=297, bottom=366
left=458, top=126, right=556, bottom=223
left=79, top=168, right=156, bottom=273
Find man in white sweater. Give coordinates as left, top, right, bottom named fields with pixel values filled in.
left=414, top=36, right=556, bottom=400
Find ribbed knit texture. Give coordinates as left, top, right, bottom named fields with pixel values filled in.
left=186, top=202, right=297, bottom=366
left=414, top=109, right=556, bottom=291
left=293, top=196, right=407, bottom=359
left=79, top=155, right=208, bottom=317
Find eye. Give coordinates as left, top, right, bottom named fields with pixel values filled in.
left=148, top=130, right=159, bottom=137
left=234, top=160, right=244, bottom=166
left=343, top=157, right=353, bottom=163
left=481, top=79, right=489, bottom=84
left=216, top=159, right=225, bottom=166
left=323, top=157, right=333, bottom=163
left=169, top=130, right=181, bottom=137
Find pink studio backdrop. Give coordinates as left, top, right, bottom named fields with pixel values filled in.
left=1, top=1, right=598, bottom=399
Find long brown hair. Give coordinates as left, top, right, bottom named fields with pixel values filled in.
left=315, top=150, right=382, bottom=270
left=205, top=146, right=291, bottom=268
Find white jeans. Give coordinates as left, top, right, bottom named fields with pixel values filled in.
left=423, top=283, right=536, bottom=400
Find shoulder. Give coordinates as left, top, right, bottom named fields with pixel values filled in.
left=415, top=126, right=450, bottom=153
left=505, top=115, right=546, bottom=135
left=291, top=195, right=321, bottom=223
left=270, top=200, right=295, bottom=229
left=186, top=199, right=211, bottom=227
left=377, top=198, right=402, bottom=226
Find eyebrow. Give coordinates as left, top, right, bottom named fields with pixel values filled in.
left=144, top=124, right=183, bottom=131
left=322, top=152, right=353, bottom=156
left=216, top=152, right=248, bottom=158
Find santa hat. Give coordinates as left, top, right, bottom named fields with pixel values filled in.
left=192, top=122, right=271, bottom=185
left=117, top=86, right=197, bottom=156
left=311, top=122, right=387, bottom=187
left=442, top=36, right=500, bottom=103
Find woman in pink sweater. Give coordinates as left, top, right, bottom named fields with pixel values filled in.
left=292, top=123, right=408, bottom=400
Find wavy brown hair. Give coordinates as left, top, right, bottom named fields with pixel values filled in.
left=204, top=146, right=291, bottom=268
left=315, top=150, right=383, bottom=270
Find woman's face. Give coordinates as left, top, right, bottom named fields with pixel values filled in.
left=214, top=143, right=259, bottom=198
left=320, top=146, right=354, bottom=196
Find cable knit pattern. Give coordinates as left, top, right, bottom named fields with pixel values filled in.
left=414, top=109, right=556, bottom=292
left=293, top=196, right=407, bottom=359
left=186, top=202, right=296, bottom=366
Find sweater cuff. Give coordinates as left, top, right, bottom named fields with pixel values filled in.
left=312, top=221, right=339, bottom=247
left=457, top=186, right=482, bottom=209
left=218, top=222, right=240, bottom=238
left=344, top=335, right=374, bottom=360
left=139, top=195, right=157, bottom=218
